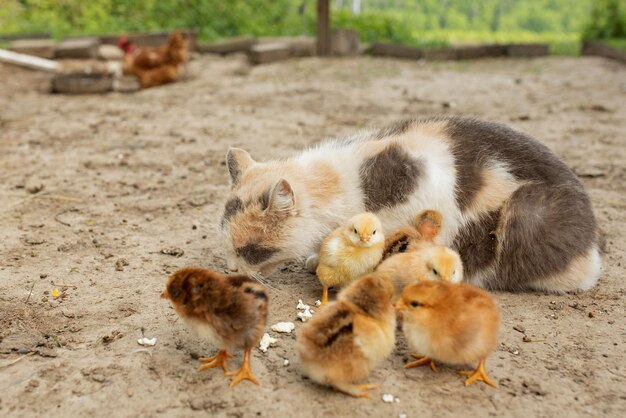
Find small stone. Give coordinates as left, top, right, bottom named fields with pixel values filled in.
left=115, top=258, right=129, bottom=271
left=39, top=273, right=48, bottom=279
left=513, top=325, right=526, bottom=334
left=91, top=374, right=106, bottom=383
left=161, top=247, right=184, bottom=257
left=588, top=312, right=594, bottom=318
left=190, top=398, right=205, bottom=411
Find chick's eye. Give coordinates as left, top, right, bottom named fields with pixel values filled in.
left=432, top=268, right=439, bottom=276
left=410, top=300, right=421, bottom=308
left=353, top=228, right=358, bottom=234
left=372, top=230, right=376, bottom=235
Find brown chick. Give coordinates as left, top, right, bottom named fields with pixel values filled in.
left=382, top=209, right=442, bottom=259
left=297, top=274, right=396, bottom=398
left=161, top=267, right=268, bottom=387
left=377, top=245, right=464, bottom=298
left=395, top=280, right=500, bottom=387
left=316, top=213, right=384, bottom=304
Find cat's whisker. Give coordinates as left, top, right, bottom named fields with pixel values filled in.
left=250, top=272, right=283, bottom=294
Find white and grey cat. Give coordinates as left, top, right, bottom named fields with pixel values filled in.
left=219, top=116, right=601, bottom=292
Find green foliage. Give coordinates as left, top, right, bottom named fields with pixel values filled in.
left=0, top=0, right=613, bottom=55
left=582, top=0, right=626, bottom=40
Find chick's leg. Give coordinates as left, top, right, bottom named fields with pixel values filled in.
left=332, top=382, right=377, bottom=398
left=458, top=359, right=497, bottom=388
left=226, top=348, right=260, bottom=387
left=321, top=286, right=329, bottom=305
left=404, top=354, right=438, bottom=372
left=197, top=349, right=234, bottom=372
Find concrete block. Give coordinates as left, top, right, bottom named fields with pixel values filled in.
left=248, top=42, right=290, bottom=65
left=331, top=29, right=360, bottom=56
left=55, top=38, right=100, bottom=59
left=197, top=36, right=256, bottom=55
left=9, top=39, right=56, bottom=59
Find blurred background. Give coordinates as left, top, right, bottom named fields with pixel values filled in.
left=1, top=0, right=625, bottom=55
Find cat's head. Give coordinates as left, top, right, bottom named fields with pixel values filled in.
left=219, top=148, right=305, bottom=275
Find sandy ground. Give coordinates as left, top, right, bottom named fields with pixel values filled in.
left=0, top=54, right=625, bottom=418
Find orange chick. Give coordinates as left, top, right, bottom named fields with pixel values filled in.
left=395, top=280, right=500, bottom=387
left=316, top=213, right=384, bottom=304
left=382, top=209, right=442, bottom=259
left=297, top=274, right=396, bottom=397
left=161, top=267, right=268, bottom=387
left=377, top=245, right=464, bottom=297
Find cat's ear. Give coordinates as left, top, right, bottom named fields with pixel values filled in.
left=268, top=179, right=296, bottom=214
left=226, top=148, right=255, bottom=187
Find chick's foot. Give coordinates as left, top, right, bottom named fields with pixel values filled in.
left=198, top=349, right=234, bottom=372
left=226, top=349, right=260, bottom=387
left=321, top=286, right=329, bottom=305
left=458, top=359, right=497, bottom=388
left=405, top=354, right=438, bottom=372
left=332, top=382, right=378, bottom=398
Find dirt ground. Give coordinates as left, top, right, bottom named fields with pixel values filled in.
left=0, top=53, right=624, bottom=418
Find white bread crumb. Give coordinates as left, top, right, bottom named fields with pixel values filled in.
left=297, top=307, right=313, bottom=322
left=382, top=394, right=394, bottom=403
left=296, top=299, right=310, bottom=310
left=271, top=322, right=296, bottom=333
left=283, top=359, right=289, bottom=366
left=137, top=337, right=157, bottom=346
left=259, top=333, right=277, bottom=352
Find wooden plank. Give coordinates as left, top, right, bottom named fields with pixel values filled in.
left=317, top=0, right=331, bottom=56
left=0, top=32, right=51, bottom=41
left=370, top=42, right=422, bottom=60
left=422, top=48, right=458, bottom=60
left=582, top=40, right=626, bottom=63
left=55, top=38, right=100, bottom=59
left=196, top=36, right=256, bottom=54
left=248, top=42, right=291, bottom=65
left=0, top=48, right=59, bottom=72
left=506, top=43, right=549, bottom=57
left=456, top=44, right=506, bottom=60
left=9, top=39, right=56, bottom=59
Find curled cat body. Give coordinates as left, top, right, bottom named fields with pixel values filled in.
left=220, top=116, right=601, bottom=292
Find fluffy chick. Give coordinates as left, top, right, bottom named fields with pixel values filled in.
left=395, top=280, right=500, bottom=387
left=382, top=209, right=442, bottom=259
left=297, top=274, right=396, bottom=398
left=377, top=245, right=464, bottom=298
left=161, top=267, right=268, bottom=387
left=316, top=213, right=384, bottom=304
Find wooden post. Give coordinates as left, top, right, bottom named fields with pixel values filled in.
left=317, top=0, right=331, bottom=56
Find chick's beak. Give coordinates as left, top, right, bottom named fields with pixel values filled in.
left=359, top=233, right=370, bottom=243
left=160, top=289, right=170, bottom=300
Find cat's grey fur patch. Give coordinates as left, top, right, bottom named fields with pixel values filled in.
left=359, top=143, right=423, bottom=211
left=236, top=243, right=279, bottom=265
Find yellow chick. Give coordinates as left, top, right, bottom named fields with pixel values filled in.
left=316, top=213, right=384, bottom=304
left=377, top=245, right=464, bottom=298
left=297, top=274, right=396, bottom=397
left=395, top=280, right=500, bottom=387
